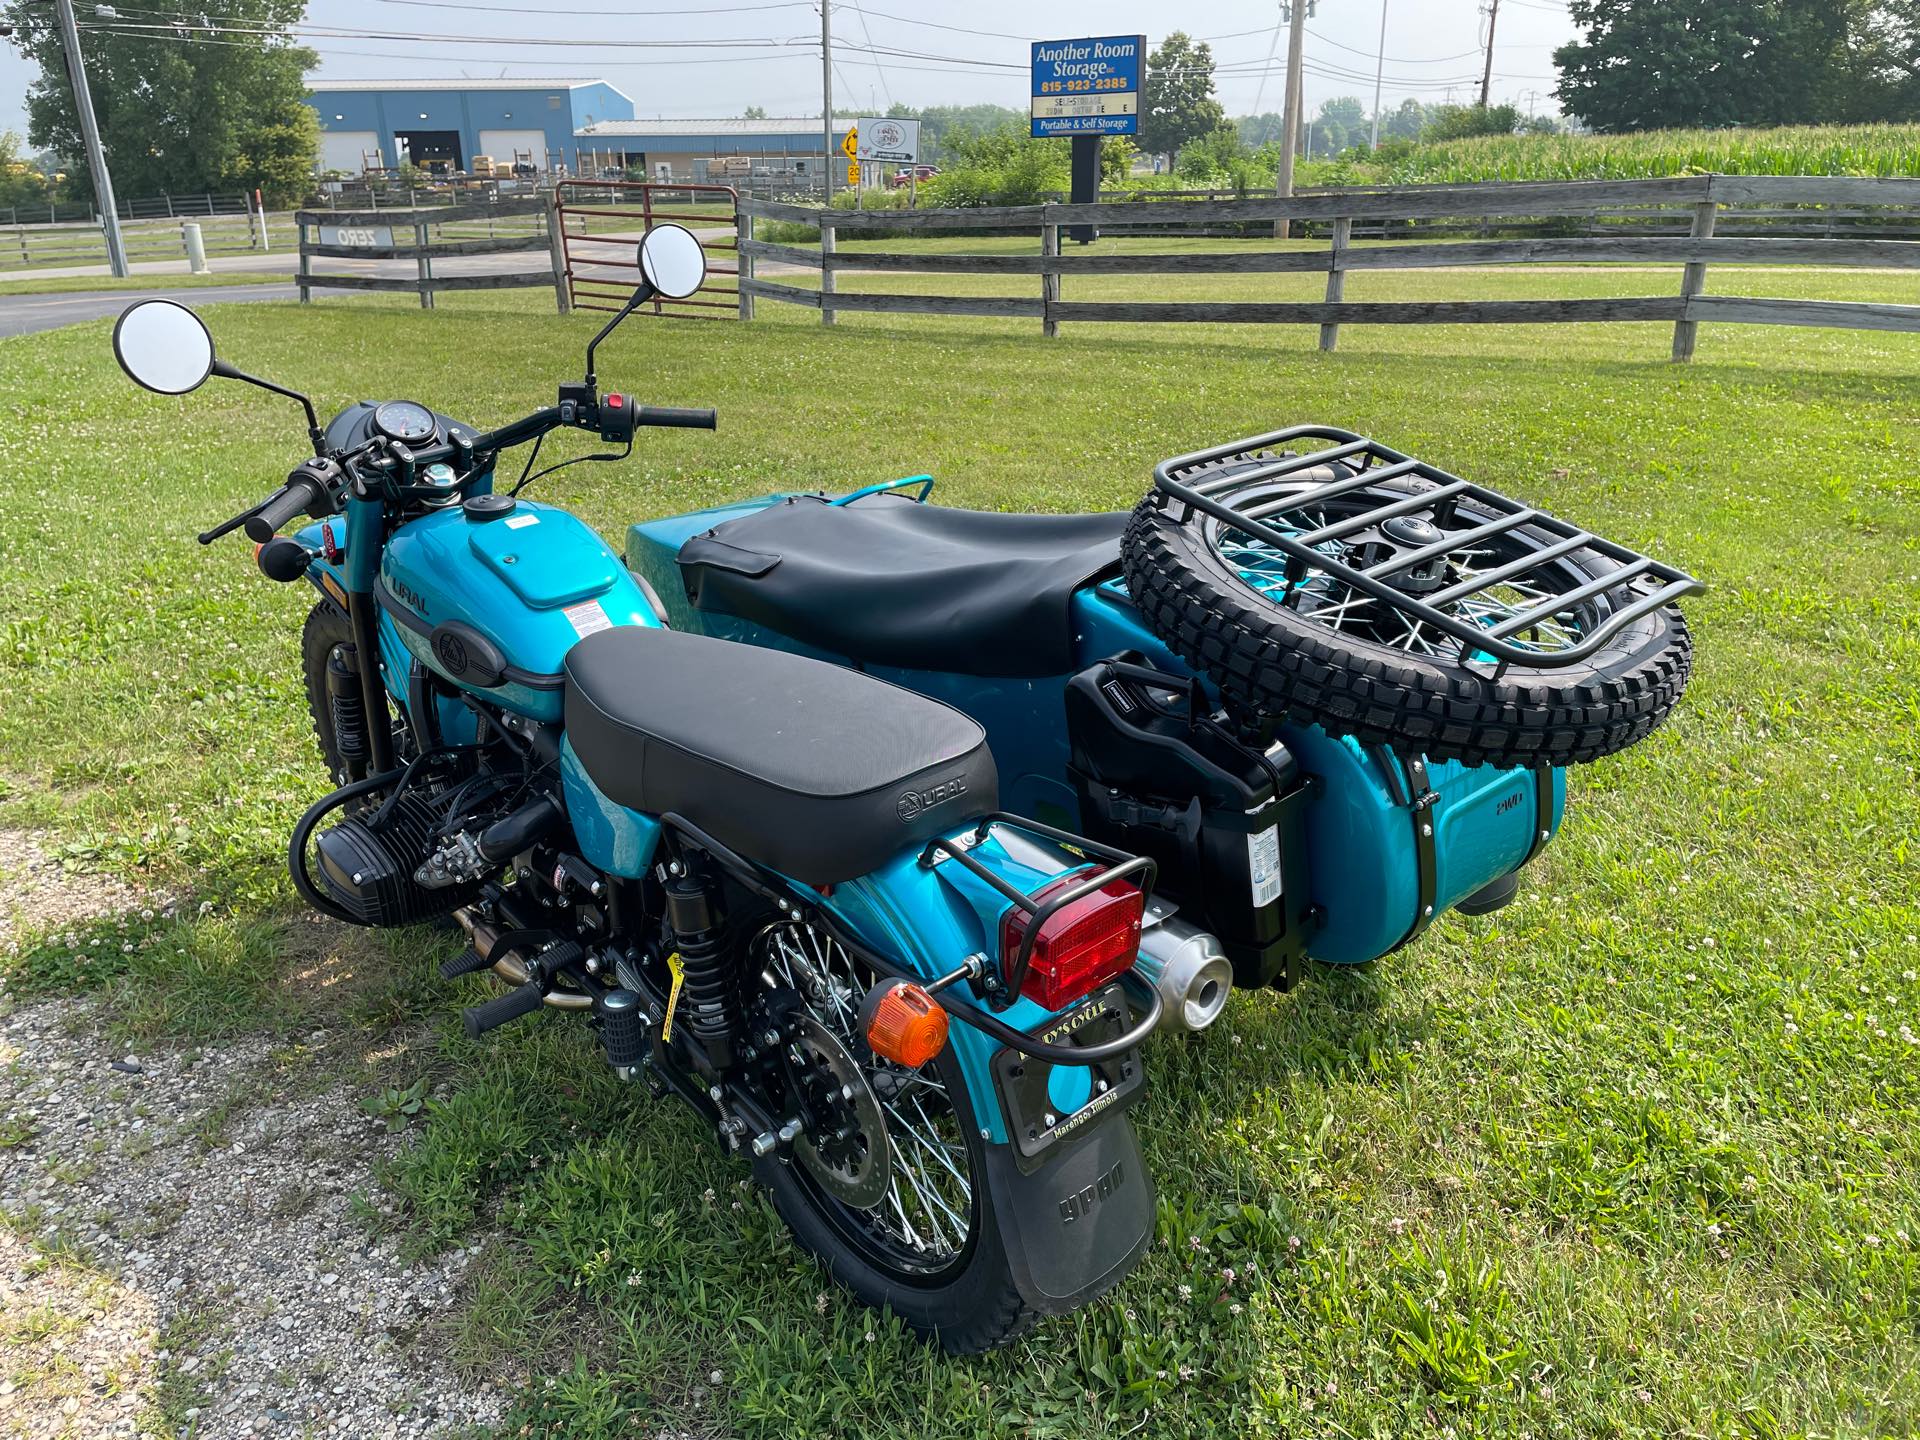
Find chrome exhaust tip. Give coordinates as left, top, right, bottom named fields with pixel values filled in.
left=1133, top=916, right=1233, bottom=1033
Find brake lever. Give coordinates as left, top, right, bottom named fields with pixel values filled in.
left=198, top=509, right=258, bottom=546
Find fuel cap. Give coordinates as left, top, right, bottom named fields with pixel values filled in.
left=462, top=493, right=515, bottom=523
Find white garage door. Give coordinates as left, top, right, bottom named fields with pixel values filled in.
left=318, top=129, right=380, bottom=174
left=478, top=129, right=547, bottom=169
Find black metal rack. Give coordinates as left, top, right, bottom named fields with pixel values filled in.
left=1153, top=424, right=1704, bottom=671
left=920, top=813, right=1156, bottom=1008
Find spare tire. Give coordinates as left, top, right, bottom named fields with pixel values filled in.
left=1121, top=467, right=1693, bottom=769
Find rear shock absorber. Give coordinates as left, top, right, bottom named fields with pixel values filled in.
left=326, top=644, right=369, bottom=778
left=665, top=870, right=737, bottom=1072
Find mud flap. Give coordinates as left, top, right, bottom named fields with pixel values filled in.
left=981, top=1112, right=1154, bottom=1315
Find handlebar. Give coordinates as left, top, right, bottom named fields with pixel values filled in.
left=244, top=471, right=330, bottom=543
left=635, top=406, right=717, bottom=431
left=207, top=388, right=714, bottom=544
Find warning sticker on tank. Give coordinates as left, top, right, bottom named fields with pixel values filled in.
left=1247, top=824, right=1282, bottom=908
left=562, top=598, right=613, bottom=638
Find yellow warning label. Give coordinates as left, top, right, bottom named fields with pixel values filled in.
left=662, top=951, right=685, bottom=1042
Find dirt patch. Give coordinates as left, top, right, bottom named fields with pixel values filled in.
left=0, top=831, right=153, bottom=953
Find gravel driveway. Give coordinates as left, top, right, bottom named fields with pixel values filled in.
left=0, top=834, right=507, bottom=1439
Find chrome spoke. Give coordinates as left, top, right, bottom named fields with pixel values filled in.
left=754, top=922, right=974, bottom=1267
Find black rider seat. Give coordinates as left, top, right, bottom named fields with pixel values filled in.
left=675, top=493, right=1126, bottom=677
left=564, top=626, right=997, bottom=887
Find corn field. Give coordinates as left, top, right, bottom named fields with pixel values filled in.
left=1378, top=124, right=1920, bottom=184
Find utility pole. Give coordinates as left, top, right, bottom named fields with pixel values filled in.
left=1477, top=0, right=1500, bottom=109
left=820, top=0, right=835, bottom=201
left=1369, top=0, right=1387, bottom=150
left=1274, top=0, right=1308, bottom=240
left=54, top=0, right=128, bottom=276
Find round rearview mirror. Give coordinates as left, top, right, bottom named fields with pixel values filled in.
left=113, top=299, right=215, bottom=395
left=638, top=223, right=707, bottom=300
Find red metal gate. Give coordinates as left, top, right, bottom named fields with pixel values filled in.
left=552, top=180, right=738, bottom=317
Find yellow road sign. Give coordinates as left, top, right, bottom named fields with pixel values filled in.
left=846, top=160, right=860, bottom=185
left=841, top=127, right=858, bottom=159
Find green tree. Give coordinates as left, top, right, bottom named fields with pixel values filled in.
left=893, top=103, right=1027, bottom=165
left=1141, top=32, right=1226, bottom=163
left=1554, top=0, right=1850, bottom=131
left=3, top=0, right=318, bottom=205
left=1235, top=111, right=1288, bottom=146
left=1383, top=98, right=1431, bottom=140
left=1310, top=95, right=1367, bottom=155
left=1422, top=103, right=1522, bottom=141
left=743, top=105, right=769, bottom=120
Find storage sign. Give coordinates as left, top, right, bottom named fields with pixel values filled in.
left=1030, top=34, right=1145, bottom=137
left=856, top=117, right=920, bottom=164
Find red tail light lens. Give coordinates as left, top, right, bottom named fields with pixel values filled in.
left=1001, top=869, right=1145, bottom=1011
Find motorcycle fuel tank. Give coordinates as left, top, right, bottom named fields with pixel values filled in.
left=377, top=497, right=660, bottom=721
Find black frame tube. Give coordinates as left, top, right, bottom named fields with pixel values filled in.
left=656, top=812, right=1162, bottom=1065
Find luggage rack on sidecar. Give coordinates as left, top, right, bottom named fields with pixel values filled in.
left=1151, top=424, right=1704, bottom=674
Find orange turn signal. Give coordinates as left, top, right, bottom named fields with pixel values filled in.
left=860, top=981, right=949, bottom=1070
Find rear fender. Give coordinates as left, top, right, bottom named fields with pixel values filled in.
left=823, top=830, right=1156, bottom=1315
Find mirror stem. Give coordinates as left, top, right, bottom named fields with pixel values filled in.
left=585, top=279, right=657, bottom=389
left=211, top=358, right=327, bottom=455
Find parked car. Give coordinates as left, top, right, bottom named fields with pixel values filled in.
left=889, top=165, right=939, bottom=188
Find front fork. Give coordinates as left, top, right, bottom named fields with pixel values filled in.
left=342, top=489, right=396, bottom=775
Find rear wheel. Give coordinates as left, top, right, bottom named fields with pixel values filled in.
left=750, top=919, right=1036, bottom=1354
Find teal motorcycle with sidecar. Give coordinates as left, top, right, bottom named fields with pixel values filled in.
left=111, top=222, right=1700, bottom=1353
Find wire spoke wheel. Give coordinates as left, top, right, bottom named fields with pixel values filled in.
left=755, top=920, right=978, bottom=1281
left=1206, top=483, right=1604, bottom=664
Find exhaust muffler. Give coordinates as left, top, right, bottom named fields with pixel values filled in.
left=1133, top=914, right=1232, bottom=1033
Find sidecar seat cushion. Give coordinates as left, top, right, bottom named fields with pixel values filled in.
left=676, top=494, right=1126, bottom=677
left=564, top=625, right=997, bottom=886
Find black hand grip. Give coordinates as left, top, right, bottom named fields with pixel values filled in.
left=635, top=406, right=716, bottom=431
left=243, top=474, right=326, bottom=543
left=462, top=982, right=546, bottom=1039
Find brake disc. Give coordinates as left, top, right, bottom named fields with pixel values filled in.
left=787, top=1011, right=893, bottom=1210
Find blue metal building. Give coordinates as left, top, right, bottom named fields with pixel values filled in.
left=306, top=78, right=635, bottom=175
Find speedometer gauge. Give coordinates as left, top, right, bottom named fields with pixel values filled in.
left=373, top=400, right=437, bottom=444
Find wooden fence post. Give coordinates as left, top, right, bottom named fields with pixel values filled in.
left=1041, top=217, right=1059, bottom=338
left=1320, top=215, right=1352, bottom=352
left=1671, top=197, right=1717, bottom=361
left=737, top=202, right=755, bottom=321
left=545, top=198, right=571, bottom=315
left=296, top=217, right=311, bottom=304
left=820, top=215, right=836, bottom=327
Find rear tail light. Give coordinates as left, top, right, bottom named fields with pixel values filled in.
left=1001, top=869, right=1145, bottom=1011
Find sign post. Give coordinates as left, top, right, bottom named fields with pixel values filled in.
left=1030, top=34, right=1144, bottom=244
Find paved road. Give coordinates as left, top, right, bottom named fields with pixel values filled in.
left=0, top=283, right=299, bottom=338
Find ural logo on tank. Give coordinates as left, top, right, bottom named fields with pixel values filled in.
left=896, top=776, right=967, bottom=822
left=389, top=575, right=427, bottom=614
left=1059, top=1160, right=1126, bottom=1225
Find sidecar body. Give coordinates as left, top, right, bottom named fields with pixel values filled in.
left=625, top=478, right=1562, bottom=987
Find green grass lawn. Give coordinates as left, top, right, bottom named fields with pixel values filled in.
left=1, top=279, right=1917, bottom=1438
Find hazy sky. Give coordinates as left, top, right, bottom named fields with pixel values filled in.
left=1, top=1, right=1578, bottom=155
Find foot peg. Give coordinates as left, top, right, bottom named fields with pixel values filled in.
left=463, top=981, right=545, bottom=1038
left=595, top=989, right=646, bottom=1069
left=440, top=946, right=491, bottom=979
